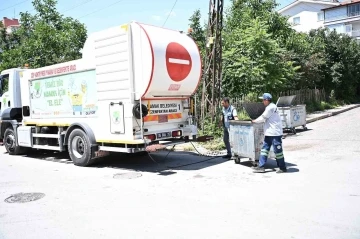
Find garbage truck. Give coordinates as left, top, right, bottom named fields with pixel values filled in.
left=0, top=21, right=201, bottom=166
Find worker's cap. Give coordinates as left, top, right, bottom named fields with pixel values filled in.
left=259, top=93, right=272, bottom=100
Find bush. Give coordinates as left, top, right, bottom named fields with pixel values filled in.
left=199, top=117, right=223, bottom=138
left=237, top=108, right=252, bottom=120
left=320, top=101, right=334, bottom=110
left=305, top=100, right=343, bottom=113
left=199, top=137, right=225, bottom=151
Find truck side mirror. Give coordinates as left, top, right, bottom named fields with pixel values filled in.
left=23, top=106, right=30, bottom=117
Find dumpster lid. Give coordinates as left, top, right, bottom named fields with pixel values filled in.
left=242, top=103, right=266, bottom=120
left=276, top=95, right=296, bottom=107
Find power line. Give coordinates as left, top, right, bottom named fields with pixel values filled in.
left=78, top=0, right=125, bottom=19
left=162, top=0, right=178, bottom=27
left=61, top=0, right=94, bottom=14
left=0, top=0, right=29, bottom=12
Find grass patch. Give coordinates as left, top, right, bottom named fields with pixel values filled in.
left=306, top=100, right=343, bottom=113
left=181, top=143, right=196, bottom=152
left=199, top=137, right=225, bottom=151
left=237, top=108, right=252, bottom=120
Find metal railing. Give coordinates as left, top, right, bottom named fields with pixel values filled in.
left=325, top=11, right=360, bottom=23
left=351, top=29, right=360, bottom=37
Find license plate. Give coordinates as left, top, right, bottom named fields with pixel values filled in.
left=158, top=115, right=168, bottom=123
left=157, top=132, right=171, bottom=139
left=94, top=150, right=110, bottom=158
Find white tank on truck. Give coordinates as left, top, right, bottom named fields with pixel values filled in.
left=0, top=21, right=201, bottom=166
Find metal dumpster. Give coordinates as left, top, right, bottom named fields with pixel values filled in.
left=276, top=95, right=307, bottom=134
left=229, top=103, right=275, bottom=165
left=229, top=121, right=275, bottom=165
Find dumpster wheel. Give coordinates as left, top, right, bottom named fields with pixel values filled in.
left=234, top=157, right=241, bottom=164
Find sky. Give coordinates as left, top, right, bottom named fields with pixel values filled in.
left=0, top=0, right=292, bottom=35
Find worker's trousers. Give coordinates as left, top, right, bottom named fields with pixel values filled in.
left=223, top=127, right=231, bottom=156
left=259, top=136, right=286, bottom=170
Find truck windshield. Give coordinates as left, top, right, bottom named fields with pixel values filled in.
left=0, top=74, right=9, bottom=97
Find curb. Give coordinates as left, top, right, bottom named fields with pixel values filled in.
left=306, top=104, right=360, bottom=124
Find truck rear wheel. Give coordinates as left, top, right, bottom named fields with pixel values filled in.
left=4, top=128, right=26, bottom=155
left=68, top=129, right=94, bottom=166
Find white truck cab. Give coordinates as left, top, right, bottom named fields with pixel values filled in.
left=0, top=68, right=25, bottom=114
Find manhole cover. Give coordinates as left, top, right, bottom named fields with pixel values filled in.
left=113, top=172, right=142, bottom=179
left=4, top=193, right=45, bottom=203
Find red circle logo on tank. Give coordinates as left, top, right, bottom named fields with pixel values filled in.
left=165, top=42, right=192, bottom=82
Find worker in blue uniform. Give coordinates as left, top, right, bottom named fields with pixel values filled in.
left=220, top=97, right=238, bottom=159
left=252, top=93, right=287, bottom=173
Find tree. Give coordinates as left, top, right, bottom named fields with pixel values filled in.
left=316, top=29, right=360, bottom=102
left=0, top=0, right=87, bottom=72
left=222, top=0, right=298, bottom=97
left=0, top=22, right=21, bottom=65
left=188, top=9, right=206, bottom=56
left=222, top=18, right=298, bottom=97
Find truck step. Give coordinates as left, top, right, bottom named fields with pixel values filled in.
left=32, top=145, right=61, bottom=151
left=32, top=133, right=60, bottom=139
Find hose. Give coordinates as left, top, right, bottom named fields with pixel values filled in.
left=132, top=103, right=148, bottom=119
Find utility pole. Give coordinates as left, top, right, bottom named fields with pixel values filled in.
left=201, top=0, right=224, bottom=125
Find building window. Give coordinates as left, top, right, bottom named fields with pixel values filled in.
left=327, top=23, right=346, bottom=34
left=348, top=3, right=360, bottom=17
left=293, top=17, right=300, bottom=25
left=317, top=12, right=324, bottom=21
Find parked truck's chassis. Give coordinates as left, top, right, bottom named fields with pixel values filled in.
left=0, top=122, right=203, bottom=167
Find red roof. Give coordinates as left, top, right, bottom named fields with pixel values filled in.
left=340, top=0, right=360, bottom=5
left=324, top=0, right=360, bottom=10
left=2, top=17, right=19, bottom=28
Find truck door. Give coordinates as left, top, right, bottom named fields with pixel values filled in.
left=0, top=70, right=23, bottom=117
left=0, top=74, right=10, bottom=116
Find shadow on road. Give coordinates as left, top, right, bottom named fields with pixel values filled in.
left=283, top=127, right=313, bottom=139
left=11, top=149, right=228, bottom=176
left=236, top=158, right=299, bottom=173
left=92, top=150, right=228, bottom=175
left=8, top=149, right=299, bottom=175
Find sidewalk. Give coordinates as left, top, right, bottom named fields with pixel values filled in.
left=306, top=104, right=360, bottom=123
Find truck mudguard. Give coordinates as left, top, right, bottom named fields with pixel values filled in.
left=64, top=122, right=98, bottom=148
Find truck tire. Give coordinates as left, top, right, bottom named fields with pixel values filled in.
left=4, top=128, right=26, bottom=155
left=68, top=128, right=94, bottom=166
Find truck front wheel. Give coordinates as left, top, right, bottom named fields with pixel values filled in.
left=4, top=128, right=25, bottom=155
left=68, top=129, right=94, bottom=166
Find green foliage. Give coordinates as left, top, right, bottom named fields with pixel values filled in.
left=305, top=100, right=340, bottom=113
left=199, top=137, right=225, bottom=151
left=0, top=0, right=87, bottom=71
left=222, top=0, right=300, bottom=98
left=188, top=9, right=206, bottom=56
left=223, top=18, right=298, bottom=97
left=199, top=116, right=223, bottom=138
left=237, top=107, right=251, bottom=120
left=188, top=0, right=360, bottom=108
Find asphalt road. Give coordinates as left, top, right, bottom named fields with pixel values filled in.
left=0, top=108, right=360, bottom=239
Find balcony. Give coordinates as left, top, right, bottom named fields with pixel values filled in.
left=325, top=14, right=349, bottom=23
left=351, top=29, right=360, bottom=37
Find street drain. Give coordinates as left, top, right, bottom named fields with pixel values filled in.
left=113, top=172, right=142, bottom=179
left=4, top=193, right=45, bottom=203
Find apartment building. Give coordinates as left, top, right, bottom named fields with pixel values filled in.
left=278, top=0, right=339, bottom=33
left=323, top=0, right=360, bottom=40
